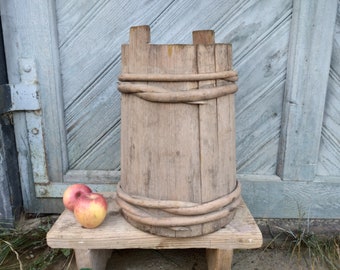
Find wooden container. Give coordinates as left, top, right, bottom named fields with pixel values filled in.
left=117, top=25, right=241, bottom=237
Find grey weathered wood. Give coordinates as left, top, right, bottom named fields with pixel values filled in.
left=278, top=0, right=338, bottom=181
left=47, top=196, right=262, bottom=249
left=56, top=0, right=294, bottom=174
left=231, top=0, right=292, bottom=175
left=19, top=59, right=48, bottom=185
left=0, top=15, right=22, bottom=227
left=239, top=175, right=340, bottom=219
left=57, top=0, right=158, bottom=170
left=0, top=118, right=22, bottom=227
left=74, top=249, right=112, bottom=270
left=1, top=0, right=339, bottom=220
left=317, top=4, right=340, bottom=177
left=0, top=0, right=67, bottom=211
left=2, top=0, right=294, bottom=213
left=47, top=197, right=261, bottom=269
left=0, top=113, right=18, bottom=225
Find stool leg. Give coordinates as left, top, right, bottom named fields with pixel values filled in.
left=206, top=249, right=233, bottom=270
left=74, top=249, right=112, bottom=270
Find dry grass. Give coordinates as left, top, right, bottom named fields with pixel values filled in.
left=265, top=224, right=340, bottom=270
left=1, top=215, right=339, bottom=270
left=0, top=216, right=72, bottom=270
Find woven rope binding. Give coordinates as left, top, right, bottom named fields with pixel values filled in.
left=118, top=70, right=238, bottom=103
left=116, top=181, right=241, bottom=228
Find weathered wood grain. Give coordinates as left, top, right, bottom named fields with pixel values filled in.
left=0, top=0, right=67, bottom=212
left=47, top=195, right=261, bottom=269
left=57, top=0, right=180, bottom=170
left=216, top=44, right=237, bottom=193
left=47, top=195, right=262, bottom=250
left=2, top=0, right=339, bottom=220
left=74, top=249, right=112, bottom=270
left=194, top=32, right=221, bottom=203
left=278, top=0, right=338, bottom=181
left=0, top=21, right=21, bottom=226
left=24, top=174, right=340, bottom=219
left=118, top=26, right=241, bottom=237
left=120, top=26, right=206, bottom=237
left=56, top=0, right=293, bottom=175
left=240, top=175, right=340, bottom=218
left=206, top=249, right=233, bottom=270
left=317, top=5, right=340, bottom=177
left=193, top=32, right=238, bottom=235
left=0, top=116, right=22, bottom=227
left=56, top=0, right=293, bottom=174
left=234, top=15, right=291, bottom=175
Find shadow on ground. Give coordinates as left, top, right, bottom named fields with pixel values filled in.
left=48, top=247, right=331, bottom=270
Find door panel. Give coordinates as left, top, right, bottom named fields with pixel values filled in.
left=0, top=0, right=300, bottom=206
left=57, top=0, right=292, bottom=174
left=2, top=0, right=340, bottom=217
left=317, top=15, right=340, bottom=177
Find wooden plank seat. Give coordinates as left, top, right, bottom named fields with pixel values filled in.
left=47, top=193, right=262, bottom=270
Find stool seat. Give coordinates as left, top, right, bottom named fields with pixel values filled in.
left=47, top=193, right=262, bottom=270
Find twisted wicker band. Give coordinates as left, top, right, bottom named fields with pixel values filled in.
left=118, top=70, right=238, bottom=103
left=116, top=181, right=241, bottom=227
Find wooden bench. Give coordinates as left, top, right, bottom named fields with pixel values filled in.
left=47, top=193, right=262, bottom=270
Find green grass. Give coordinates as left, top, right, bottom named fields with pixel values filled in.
left=0, top=216, right=72, bottom=270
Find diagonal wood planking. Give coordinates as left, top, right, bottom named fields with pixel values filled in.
left=317, top=6, right=340, bottom=176
left=56, top=0, right=292, bottom=172
left=219, top=0, right=293, bottom=174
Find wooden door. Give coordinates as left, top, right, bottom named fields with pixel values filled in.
left=1, top=0, right=339, bottom=217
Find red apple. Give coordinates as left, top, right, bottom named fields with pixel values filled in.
left=62, top=183, right=92, bottom=211
left=73, top=193, right=108, bottom=229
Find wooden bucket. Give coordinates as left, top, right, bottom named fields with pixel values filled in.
left=116, top=25, right=241, bottom=237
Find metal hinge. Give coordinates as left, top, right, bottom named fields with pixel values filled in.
left=0, top=58, right=49, bottom=190
left=0, top=59, right=40, bottom=114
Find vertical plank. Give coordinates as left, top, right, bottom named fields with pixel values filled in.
left=120, top=25, right=150, bottom=198
left=206, top=249, right=233, bottom=270
left=74, top=249, right=112, bottom=270
left=0, top=116, right=22, bottom=227
left=215, top=44, right=237, bottom=193
left=149, top=44, right=202, bottom=237
left=0, top=20, right=22, bottom=226
left=277, top=0, right=338, bottom=180
left=146, top=45, right=200, bottom=203
left=193, top=32, right=236, bottom=196
left=193, top=31, right=219, bottom=203
left=193, top=30, right=215, bottom=45
left=193, top=32, right=220, bottom=235
left=194, top=32, right=237, bottom=234
left=317, top=10, right=340, bottom=177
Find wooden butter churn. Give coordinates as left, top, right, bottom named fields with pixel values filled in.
left=117, top=25, right=241, bottom=237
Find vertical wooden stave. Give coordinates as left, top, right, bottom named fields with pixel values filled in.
left=194, top=31, right=221, bottom=235
left=193, top=31, right=237, bottom=234
left=215, top=44, right=237, bottom=194
left=142, top=44, right=202, bottom=237
left=120, top=26, right=151, bottom=199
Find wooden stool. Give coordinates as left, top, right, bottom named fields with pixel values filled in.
left=47, top=193, right=262, bottom=270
